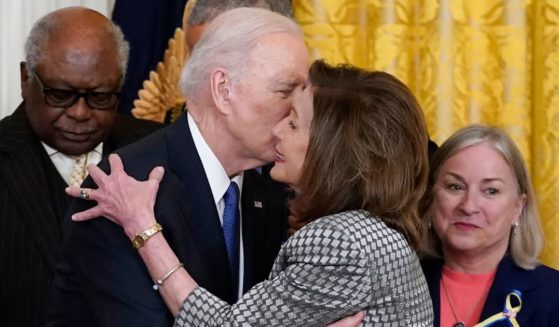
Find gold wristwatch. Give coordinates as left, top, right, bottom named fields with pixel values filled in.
left=132, top=223, right=163, bottom=249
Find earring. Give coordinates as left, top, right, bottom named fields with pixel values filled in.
left=512, top=221, right=519, bottom=235
left=428, top=219, right=432, bottom=229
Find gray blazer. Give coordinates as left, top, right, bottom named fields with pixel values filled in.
left=175, top=210, right=434, bottom=326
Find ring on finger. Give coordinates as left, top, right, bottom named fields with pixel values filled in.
left=79, top=188, right=93, bottom=200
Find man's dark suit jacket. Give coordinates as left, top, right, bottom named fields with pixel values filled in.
left=0, top=104, right=162, bottom=327
left=47, top=115, right=289, bottom=326
left=422, top=255, right=559, bottom=326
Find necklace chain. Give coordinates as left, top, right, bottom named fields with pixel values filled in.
left=441, top=274, right=488, bottom=327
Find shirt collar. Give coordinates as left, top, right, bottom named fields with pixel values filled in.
left=41, top=142, right=103, bottom=156
left=187, top=113, right=243, bottom=204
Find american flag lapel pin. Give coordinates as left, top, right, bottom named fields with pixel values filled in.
left=254, top=201, right=263, bottom=208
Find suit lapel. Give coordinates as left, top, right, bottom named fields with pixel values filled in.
left=424, top=256, right=536, bottom=326
left=0, top=106, right=62, bottom=270
left=480, top=256, right=536, bottom=325
left=240, top=171, right=270, bottom=291
left=163, top=116, right=235, bottom=301
left=421, top=258, right=443, bottom=327
left=43, top=149, right=72, bottom=224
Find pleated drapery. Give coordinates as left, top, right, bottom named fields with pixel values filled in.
left=293, top=0, right=559, bottom=269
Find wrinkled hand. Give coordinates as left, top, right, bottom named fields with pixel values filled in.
left=327, top=312, right=364, bottom=327
left=65, top=154, right=164, bottom=239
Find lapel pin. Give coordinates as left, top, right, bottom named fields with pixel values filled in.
left=254, top=201, right=263, bottom=208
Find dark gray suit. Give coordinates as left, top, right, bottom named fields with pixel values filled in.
left=47, top=115, right=289, bottom=326
left=0, top=104, right=162, bottom=327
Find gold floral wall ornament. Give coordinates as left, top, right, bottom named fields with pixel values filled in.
left=293, top=0, right=559, bottom=269
left=131, top=27, right=188, bottom=123
left=131, top=0, right=196, bottom=123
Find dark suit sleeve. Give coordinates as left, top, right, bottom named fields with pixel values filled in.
left=47, top=166, right=173, bottom=326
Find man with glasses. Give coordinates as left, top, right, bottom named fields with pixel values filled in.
left=33, top=73, right=122, bottom=111
left=0, top=7, right=161, bottom=327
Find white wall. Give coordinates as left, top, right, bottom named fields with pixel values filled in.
left=0, top=0, right=115, bottom=119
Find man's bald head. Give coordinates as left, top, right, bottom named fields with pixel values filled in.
left=24, top=6, right=129, bottom=81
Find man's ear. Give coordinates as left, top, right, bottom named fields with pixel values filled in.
left=20, top=62, right=31, bottom=98
left=210, top=67, right=232, bottom=114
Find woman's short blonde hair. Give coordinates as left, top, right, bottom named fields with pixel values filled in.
left=420, top=124, right=543, bottom=269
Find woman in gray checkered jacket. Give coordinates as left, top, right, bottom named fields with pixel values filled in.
left=69, top=59, right=434, bottom=326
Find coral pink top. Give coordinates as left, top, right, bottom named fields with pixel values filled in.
left=439, top=266, right=496, bottom=327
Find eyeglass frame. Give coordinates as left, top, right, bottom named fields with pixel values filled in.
left=33, top=72, right=121, bottom=110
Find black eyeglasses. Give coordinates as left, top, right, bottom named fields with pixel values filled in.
left=34, top=73, right=120, bottom=110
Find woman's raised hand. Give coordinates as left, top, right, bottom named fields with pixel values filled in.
left=65, top=153, right=165, bottom=239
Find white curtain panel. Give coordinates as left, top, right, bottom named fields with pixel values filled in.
left=0, top=0, right=115, bottom=119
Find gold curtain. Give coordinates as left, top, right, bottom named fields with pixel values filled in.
left=293, top=0, right=559, bottom=269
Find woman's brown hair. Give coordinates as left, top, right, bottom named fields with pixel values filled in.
left=290, top=60, right=429, bottom=251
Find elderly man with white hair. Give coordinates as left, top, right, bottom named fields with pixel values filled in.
left=47, top=6, right=307, bottom=327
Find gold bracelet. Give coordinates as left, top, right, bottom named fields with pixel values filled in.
left=152, top=262, right=184, bottom=291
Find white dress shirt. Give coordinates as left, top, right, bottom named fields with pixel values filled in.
left=42, top=142, right=103, bottom=186
left=187, top=113, right=245, bottom=299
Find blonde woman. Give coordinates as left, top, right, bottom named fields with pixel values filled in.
left=420, top=125, right=559, bottom=327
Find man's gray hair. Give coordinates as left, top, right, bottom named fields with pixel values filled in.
left=188, top=0, right=294, bottom=25
left=180, top=7, right=302, bottom=99
left=24, top=11, right=129, bottom=80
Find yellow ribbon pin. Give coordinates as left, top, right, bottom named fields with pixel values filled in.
left=474, top=290, right=522, bottom=327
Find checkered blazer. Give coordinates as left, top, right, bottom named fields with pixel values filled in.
left=175, top=210, right=433, bottom=326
